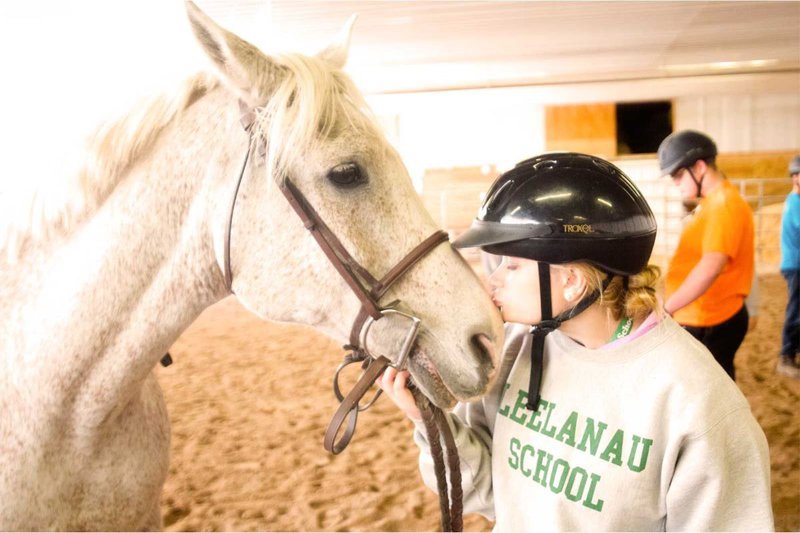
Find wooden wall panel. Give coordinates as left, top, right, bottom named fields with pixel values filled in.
left=717, top=151, right=796, bottom=202
left=544, top=103, right=616, bottom=157
left=422, top=166, right=498, bottom=232
left=717, top=151, right=797, bottom=180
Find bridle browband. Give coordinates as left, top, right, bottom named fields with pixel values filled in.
left=224, top=103, right=463, bottom=531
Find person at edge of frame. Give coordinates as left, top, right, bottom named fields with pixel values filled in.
left=379, top=152, right=774, bottom=531
left=658, top=130, right=755, bottom=381
left=776, top=154, right=800, bottom=378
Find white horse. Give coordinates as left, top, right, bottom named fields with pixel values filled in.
left=0, top=2, right=502, bottom=530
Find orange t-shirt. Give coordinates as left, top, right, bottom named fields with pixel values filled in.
left=666, top=181, right=754, bottom=327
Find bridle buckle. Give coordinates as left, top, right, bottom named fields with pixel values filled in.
left=359, top=307, right=422, bottom=372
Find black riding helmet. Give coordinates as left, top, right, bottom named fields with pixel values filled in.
left=454, top=153, right=657, bottom=411
left=454, top=152, right=657, bottom=274
left=657, top=129, right=717, bottom=177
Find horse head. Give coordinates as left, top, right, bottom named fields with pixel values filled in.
left=186, top=2, right=503, bottom=408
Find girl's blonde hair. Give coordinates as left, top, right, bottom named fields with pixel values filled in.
left=573, top=263, right=661, bottom=322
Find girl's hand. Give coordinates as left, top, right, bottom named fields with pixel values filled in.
left=378, top=366, right=422, bottom=422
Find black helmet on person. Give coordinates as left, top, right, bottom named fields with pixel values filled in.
left=454, top=152, right=657, bottom=275
left=789, top=155, right=800, bottom=176
left=657, top=129, right=717, bottom=177
left=454, top=152, right=657, bottom=411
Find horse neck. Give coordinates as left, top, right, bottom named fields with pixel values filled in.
left=2, top=88, right=245, bottom=426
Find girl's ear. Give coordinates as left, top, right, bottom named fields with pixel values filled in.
left=559, top=266, right=588, bottom=303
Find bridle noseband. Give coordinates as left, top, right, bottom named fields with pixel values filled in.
left=223, top=104, right=462, bottom=531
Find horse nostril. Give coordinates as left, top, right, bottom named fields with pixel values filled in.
left=471, top=333, right=496, bottom=372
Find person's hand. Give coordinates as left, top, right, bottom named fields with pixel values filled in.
left=378, top=366, right=422, bottom=422
left=748, top=315, right=759, bottom=332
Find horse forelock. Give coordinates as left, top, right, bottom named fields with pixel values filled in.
left=0, top=72, right=219, bottom=264
left=254, top=52, right=377, bottom=185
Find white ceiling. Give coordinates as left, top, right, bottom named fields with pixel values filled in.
left=196, top=1, right=800, bottom=94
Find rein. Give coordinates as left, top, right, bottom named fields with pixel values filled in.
left=323, top=353, right=463, bottom=532
left=226, top=104, right=463, bottom=531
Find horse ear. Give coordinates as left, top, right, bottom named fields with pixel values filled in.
left=317, top=14, right=357, bottom=69
left=185, top=0, right=283, bottom=106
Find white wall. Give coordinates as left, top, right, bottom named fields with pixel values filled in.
left=675, top=92, right=800, bottom=151
left=367, top=70, right=800, bottom=186
left=375, top=95, right=546, bottom=189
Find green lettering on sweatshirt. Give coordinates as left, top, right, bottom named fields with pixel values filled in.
left=497, top=383, right=512, bottom=417
left=583, top=473, right=605, bottom=512
left=525, top=399, right=546, bottom=431
left=600, top=429, right=624, bottom=466
left=548, top=458, right=570, bottom=495
left=508, top=437, right=521, bottom=469
left=565, top=466, right=588, bottom=503
left=509, top=389, right=529, bottom=425
left=576, top=416, right=608, bottom=455
left=532, top=449, right=552, bottom=488
left=540, top=400, right=558, bottom=437
left=627, top=435, right=654, bottom=473
left=501, top=388, right=655, bottom=475
left=506, top=438, right=605, bottom=513
left=555, top=411, right=578, bottom=447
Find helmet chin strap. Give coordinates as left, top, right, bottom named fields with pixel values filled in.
left=687, top=167, right=705, bottom=199
left=526, top=262, right=612, bottom=410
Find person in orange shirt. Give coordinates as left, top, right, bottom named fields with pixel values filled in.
left=659, top=130, right=754, bottom=380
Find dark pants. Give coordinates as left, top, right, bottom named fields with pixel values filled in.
left=782, top=269, right=800, bottom=357
left=684, top=304, right=749, bottom=381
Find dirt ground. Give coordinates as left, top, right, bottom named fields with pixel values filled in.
left=160, top=273, right=799, bottom=531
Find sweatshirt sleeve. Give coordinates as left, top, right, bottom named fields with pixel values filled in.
left=412, top=401, right=496, bottom=520
left=665, top=405, right=774, bottom=531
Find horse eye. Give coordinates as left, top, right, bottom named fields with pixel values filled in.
left=327, top=162, right=365, bottom=188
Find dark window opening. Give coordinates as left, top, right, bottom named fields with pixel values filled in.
left=616, top=101, right=672, bottom=155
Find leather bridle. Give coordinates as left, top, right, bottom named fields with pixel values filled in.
left=223, top=104, right=463, bottom=531
left=224, top=107, right=447, bottom=328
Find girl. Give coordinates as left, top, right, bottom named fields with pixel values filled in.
left=380, top=153, right=773, bottom=531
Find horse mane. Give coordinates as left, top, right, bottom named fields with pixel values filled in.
left=253, top=53, right=377, bottom=186
left=0, top=50, right=376, bottom=264
left=0, top=72, right=219, bottom=263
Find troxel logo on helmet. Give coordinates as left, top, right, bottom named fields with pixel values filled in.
left=563, top=224, right=593, bottom=234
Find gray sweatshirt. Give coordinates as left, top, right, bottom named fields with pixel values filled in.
left=413, top=318, right=774, bottom=531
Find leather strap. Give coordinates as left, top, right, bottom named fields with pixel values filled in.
left=278, top=178, right=383, bottom=320
left=324, top=356, right=391, bottom=454
left=527, top=263, right=552, bottom=410
left=324, top=361, right=464, bottom=531
left=436, top=405, right=463, bottom=532
left=414, top=388, right=463, bottom=532
left=279, top=176, right=449, bottom=324
left=347, top=230, right=449, bottom=348
left=223, top=143, right=253, bottom=290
